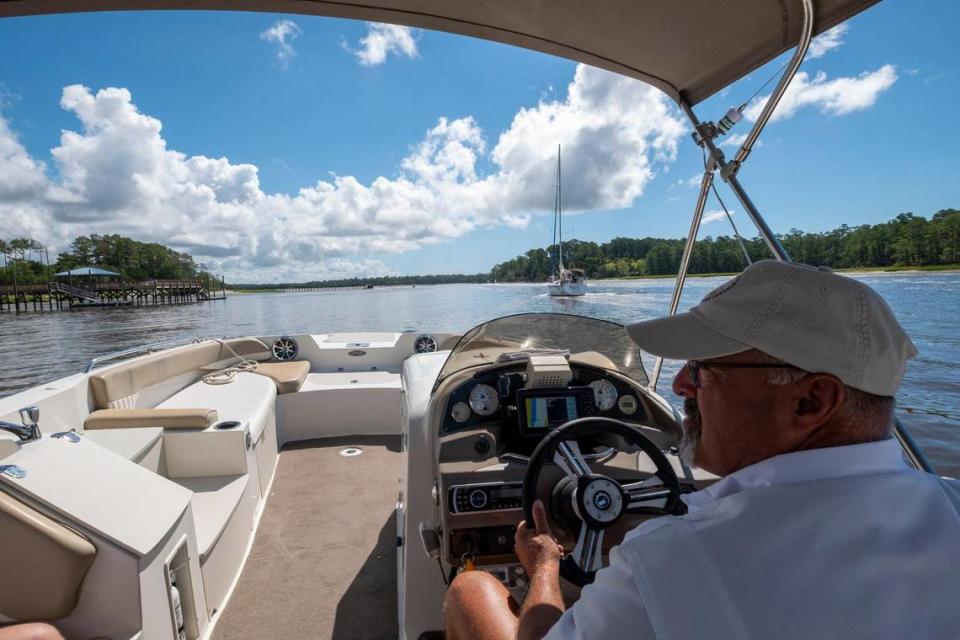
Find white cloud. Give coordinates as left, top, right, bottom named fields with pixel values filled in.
left=260, top=20, right=301, bottom=68
left=808, top=24, right=848, bottom=59
left=744, top=65, right=897, bottom=123
left=719, top=132, right=747, bottom=149
left=673, top=173, right=702, bottom=190
left=350, top=23, right=418, bottom=67
left=702, top=209, right=734, bottom=225
left=0, top=66, right=686, bottom=282
left=0, top=112, right=47, bottom=204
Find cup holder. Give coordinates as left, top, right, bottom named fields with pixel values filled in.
left=214, top=420, right=241, bottom=430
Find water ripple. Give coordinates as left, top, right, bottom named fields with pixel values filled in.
left=1, top=272, right=957, bottom=475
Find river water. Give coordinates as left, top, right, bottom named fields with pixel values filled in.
left=1, top=273, right=957, bottom=476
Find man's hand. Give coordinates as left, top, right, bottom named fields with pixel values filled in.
left=516, top=499, right=564, bottom=578
left=515, top=500, right=566, bottom=640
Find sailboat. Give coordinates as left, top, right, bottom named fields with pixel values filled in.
left=547, top=146, right=588, bottom=297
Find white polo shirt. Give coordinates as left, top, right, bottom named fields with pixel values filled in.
left=545, top=439, right=960, bottom=639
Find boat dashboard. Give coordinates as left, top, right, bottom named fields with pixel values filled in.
left=432, top=358, right=701, bottom=578
left=440, top=363, right=652, bottom=457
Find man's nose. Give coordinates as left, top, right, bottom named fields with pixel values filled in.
left=673, top=364, right=695, bottom=398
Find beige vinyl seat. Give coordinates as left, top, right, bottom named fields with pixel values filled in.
left=83, top=338, right=309, bottom=431
left=0, top=491, right=97, bottom=622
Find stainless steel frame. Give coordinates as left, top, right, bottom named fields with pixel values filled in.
left=646, top=0, right=933, bottom=472
left=649, top=0, right=816, bottom=392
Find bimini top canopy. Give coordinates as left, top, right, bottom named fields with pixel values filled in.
left=1, top=0, right=877, bottom=105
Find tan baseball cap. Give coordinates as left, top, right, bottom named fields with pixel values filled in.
left=627, top=260, right=917, bottom=396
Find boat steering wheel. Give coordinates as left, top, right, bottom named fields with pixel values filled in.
left=522, top=417, right=686, bottom=587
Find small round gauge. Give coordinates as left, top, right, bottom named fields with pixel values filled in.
left=451, top=401, right=471, bottom=423
left=589, top=379, right=618, bottom=411
left=468, top=384, right=500, bottom=416
left=617, top=394, right=639, bottom=415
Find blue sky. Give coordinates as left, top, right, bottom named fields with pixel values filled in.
left=0, top=2, right=957, bottom=282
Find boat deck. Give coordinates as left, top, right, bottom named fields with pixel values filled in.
left=211, top=436, right=402, bottom=640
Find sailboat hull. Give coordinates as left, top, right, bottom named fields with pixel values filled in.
left=547, top=281, right=587, bottom=296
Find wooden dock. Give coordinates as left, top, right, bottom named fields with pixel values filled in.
left=277, top=284, right=373, bottom=292
left=0, top=279, right=227, bottom=313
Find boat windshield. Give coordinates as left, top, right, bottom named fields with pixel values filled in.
left=435, top=313, right=648, bottom=389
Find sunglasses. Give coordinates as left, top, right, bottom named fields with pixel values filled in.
left=687, top=360, right=803, bottom=389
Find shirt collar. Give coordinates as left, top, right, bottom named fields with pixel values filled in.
left=682, top=438, right=908, bottom=512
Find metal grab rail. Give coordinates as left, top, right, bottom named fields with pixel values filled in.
left=85, top=337, right=205, bottom=372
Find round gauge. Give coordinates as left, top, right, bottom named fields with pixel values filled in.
left=468, top=384, right=500, bottom=416
left=588, top=379, right=618, bottom=411
left=618, top=394, right=639, bottom=415
left=451, top=401, right=471, bottom=423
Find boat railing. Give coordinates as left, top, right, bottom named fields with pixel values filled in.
left=54, top=282, right=99, bottom=301
left=85, top=336, right=206, bottom=373
left=895, top=416, right=935, bottom=473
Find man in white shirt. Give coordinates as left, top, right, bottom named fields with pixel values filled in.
left=445, top=260, right=960, bottom=640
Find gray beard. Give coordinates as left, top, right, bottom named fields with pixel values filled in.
left=679, top=399, right=702, bottom=467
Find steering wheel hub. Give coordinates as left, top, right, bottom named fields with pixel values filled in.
left=577, top=476, right=624, bottom=527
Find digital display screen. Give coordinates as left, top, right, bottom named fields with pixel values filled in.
left=516, top=387, right=592, bottom=435
left=491, top=486, right=523, bottom=500
left=524, top=395, right=578, bottom=429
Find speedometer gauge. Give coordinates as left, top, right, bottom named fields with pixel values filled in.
left=468, top=384, right=500, bottom=416
left=588, top=379, right=618, bottom=411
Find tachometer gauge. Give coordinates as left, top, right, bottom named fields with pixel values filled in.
left=451, top=402, right=471, bottom=423
left=468, top=384, right=500, bottom=416
left=589, top=379, right=618, bottom=411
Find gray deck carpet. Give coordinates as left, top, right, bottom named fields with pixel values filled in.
left=211, top=435, right=402, bottom=640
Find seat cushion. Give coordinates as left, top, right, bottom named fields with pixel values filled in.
left=251, top=361, right=310, bottom=394
left=84, top=408, right=218, bottom=430
left=0, top=492, right=97, bottom=621
left=88, top=338, right=272, bottom=410
left=158, top=372, right=276, bottom=443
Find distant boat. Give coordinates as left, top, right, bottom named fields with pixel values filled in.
left=547, top=145, right=587, bottom=297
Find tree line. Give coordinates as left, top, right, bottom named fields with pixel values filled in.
left=491, top=209, right=960, bottom=281
left=3, top=209, right=956, bottom=288
left=0, top=234, right=212, bottom=285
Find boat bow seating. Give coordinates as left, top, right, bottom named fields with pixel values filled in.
left=75, top=339, right=307, bottom=621
left=83, top=338, right=308, bottom=429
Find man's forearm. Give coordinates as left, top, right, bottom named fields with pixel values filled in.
left=517, top=564, right=565, bottom=640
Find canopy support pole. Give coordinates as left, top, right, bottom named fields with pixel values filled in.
left=648, top=169, right=712, bottom=390
left=649, top=0, right=816, bottom=388
left=734, top=0, right=815, bottom=170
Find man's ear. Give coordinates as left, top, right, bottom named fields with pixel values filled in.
left=795, top=374, right=846, bottom=429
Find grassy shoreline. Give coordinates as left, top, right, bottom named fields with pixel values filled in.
left=219, top=263, right=960, bottom=290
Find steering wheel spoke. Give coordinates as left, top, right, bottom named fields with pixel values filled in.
left=570, top=523, right=604, bottom=574
left=623, top=476, right=672, bottom=511
left=553, top=440, right=589, bottom=478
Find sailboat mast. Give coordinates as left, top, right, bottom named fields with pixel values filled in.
left=557, top=145, right=563, bottom=272
left=552, top=151, right=559, bottom=276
